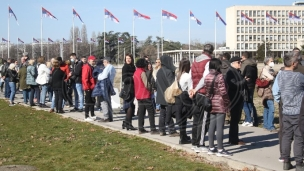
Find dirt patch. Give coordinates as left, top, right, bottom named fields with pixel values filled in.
left=0, top=165, right=37, bottom=171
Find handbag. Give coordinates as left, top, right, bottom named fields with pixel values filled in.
left=119, top=77, right=134, bottom=102
left=194, top=74, right=217, bottom=113
left=256, top=68, right=270, bottom=88
left=164, top=79, right=182, bottom=104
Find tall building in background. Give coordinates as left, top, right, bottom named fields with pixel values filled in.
left=226, top=2, right=304, bottom=57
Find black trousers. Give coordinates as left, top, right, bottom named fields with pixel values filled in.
left=30, top=85, right=40, bottom=105
left=173, top=96, right=188, bottom=140
left=54, top=89, right=63, bottom=111
left=191, top=106, right=210, bottom=146
left=229, top=102, right=243, bottom=143
left=159, top=105, right=175, bottom=133
left=84, top=90, right=95, bottom=118
left=137, top=98, right=156, bottom=131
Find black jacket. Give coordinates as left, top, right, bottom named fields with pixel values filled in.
left=242, top=61, right=258, bottom=89
left=7, top=69, right=18, bottom=83
left=156, top=56, right=175, bottom=105
left=51, top=68, right=65, bottom=89
left=71, top=61, right=83, bottom=84
left=225, top=67, right=246, bottom=107
left=220, top=60, right=230, bottom=78
left=1, top=63, right=10, bottom=77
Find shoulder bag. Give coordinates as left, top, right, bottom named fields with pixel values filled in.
left=256, top=67, right=270, bottom=88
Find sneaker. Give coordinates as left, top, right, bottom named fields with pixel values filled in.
left=242, top=122, right=249, bottom=126
left=278, top=157, right=284, bottom=162
left=191, top=145, right=197, bottom=150
left=150, top=129, right=159, bottom=135
left=208, top=148, right=217, bottom=155
left=77, top=109, right=83, bottom=112
left=194, top=146, right=208, bottom=153
left=216, top=149, right=232, bottom=157
left=246, top=122, right=253, bottom=127
left=9, top=103, right=15, bottom=107
left=84, top=117, right=94, bottom=122
left=70, top=108, right=79, bottom=112
left=90, top=115, right=97, bottom=120
left=169, top=131, right=179, bottom=137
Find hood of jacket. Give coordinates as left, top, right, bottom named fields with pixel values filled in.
left=243, top=58, right=257, bottom=67
left=221, top=60, right=230, bottom=69
left=195, top=53, right=211, bottom=63
left=160, top=55, right=175, bottom=72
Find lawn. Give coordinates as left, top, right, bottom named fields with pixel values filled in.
left=0, top=100, right=220, bottom=171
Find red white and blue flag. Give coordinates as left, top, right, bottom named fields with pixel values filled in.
left=63, top=38, right=68, bottom=43
left=2, top=38, right=8, bottom=43
left=73, top=8, right=84, bottom=24
left=105, top=9, right=119, bottom=23
left=33, top=38, right=39, bottom=43
left=289, top=12, right=301, bottom=22
left=48, top=38, right=54, bottom=43
left=18, top=38, right=24, bottom=43
left=118, top=38, right=124, bottom=43
left=134, top=9, right=150, bottom=20
left=76, top=38, right=82, bottom=42
left=266, top=12, right=278, bottom=23
left=162, top=10, right=177, bottom=21
left=241, top=12, right=253, bottom=23
left=9, top=6, right=18, bottom=25
left=104, top=39, right=109, bottom=43
left=190, top=11, right=201, bottom=26
left=216, top=12, right=226, bottom=26
left=90, top=38, right=96, bottom=42
left=42, top=7, right=57, bottom=20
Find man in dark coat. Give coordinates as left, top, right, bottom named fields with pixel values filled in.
left=156, top=55, right=178, bottom=136
left=226, top=56, right=246, bottom=145
left=220, top=52, right=231, bottom=78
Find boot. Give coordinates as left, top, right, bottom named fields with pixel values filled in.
left=283, top=161, right=293, bottom=170
left=126, top=121, right=137, bottom=131
left=122, top=121, right=127, bottom=129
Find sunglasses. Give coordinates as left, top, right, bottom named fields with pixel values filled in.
left=156, top=62, right=160, bottom=63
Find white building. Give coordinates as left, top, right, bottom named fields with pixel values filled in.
left=226, top=3, right=304, bottom=57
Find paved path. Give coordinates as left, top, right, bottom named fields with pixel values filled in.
left=1, top=91, right=294, bottom=171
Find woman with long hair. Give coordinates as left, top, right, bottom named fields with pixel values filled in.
left=36, top=56, right=50, bottom=108
left=121, top=54, right=137, bottom=130
left=7, top=63, right=18, bottom=106
left=26, top=59, right=40, bottom=107
left=51, top=60, right=65, bottom=113
left=153, top=58, right=161, bottom=112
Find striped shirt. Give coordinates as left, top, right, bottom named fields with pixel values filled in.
left=277, top=70, right=304, bottom=115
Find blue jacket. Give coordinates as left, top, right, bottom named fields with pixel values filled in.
left=92, top=77, right=115, bottom=101
left=272, top=71, right=281, bottom=103
left=26, top=65, right=37, bottom=85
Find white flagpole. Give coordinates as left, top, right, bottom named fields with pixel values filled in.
left=32, top=38, right=33, bottom=58
left=161, top=9, right=163, bottom=55
left=8, top=5, right=10, bottom=59
left=73, top=7, right=75, bottom=53
left=215, top=10, right=217, bottom=57
left=264, top=11, right=267, bottom=58
left=41, top=6, right=43, bottom=56
left=90, top=41, right=91, bottom=55
left=188, top=10, right=190, bottom=59
left=133, top=12, right=135, bottom=57
left=118, top=38, right=120, bottom=66
left=104, top=10, right=106, bottom=57
left=17, top=38, right=18, bottom=60
left=47, top=40, right=49, bottom=61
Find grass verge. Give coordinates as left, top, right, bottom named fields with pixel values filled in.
left=0, top=100, right=220, bottom=171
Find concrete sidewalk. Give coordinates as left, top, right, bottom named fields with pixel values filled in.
left=1, top=92, right=293, bottom=171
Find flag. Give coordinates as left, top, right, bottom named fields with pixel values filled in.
left=289, top=12, right=301, bottom=22
left=42, top=7, right=58, bottom=20
left=76, top=38, right=82, bottom=42
left=90, top=38, right=96, bottom=42
left=63, top=38, right=68, bottom=43
left=195, top=18, right=202, bottom=25
left=48, top=38, right=54, bottom=43
left=9, top=6, right=18, bottom=24
left=73, top=8, right=84, bottom=23
left=104, top=39, right=109, bottom=43
left=162, top=10, right=177, bottom=21
left=266, top=12, right=278, bottom=23
left=104, top=9, right=119, bottom=23
left=18, top=38, right=24, bottom=43
left=241, top=12, right=253, bottom=23
left=134, top=9, right=150, bottom=20
left=216, top=12, right=227, bottom=26
left=2, top=38, right=8, bottom=43
left=118, top=38, right=124, bottom=43
left=33, top=38, right=39, bottom=43
left=190, top=11, right=196, bottom=20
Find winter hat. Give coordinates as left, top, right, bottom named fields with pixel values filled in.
left=88, top=55, right=96, bottom=61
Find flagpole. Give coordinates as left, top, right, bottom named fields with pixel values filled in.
left=8, top=5, right=10, bottom=59
left=90, top=41, right=91, bottom=55
left=32, top=38, right=33, bottom=58
left=215, top=10, right=217, bottom=57
left=17, top=37, right=18, bottom=60
left=73, top=8, right=75, bottom=53
left=47, top=40, right=49, bottom=61
left=264, top=11, right=267, bottom=58
left=118, top=38, right=120, bottom=66
left=133, top=11, right=135, bottom=57
left=104, top=9, right=106, bottom=57
left=188, top=10, right=190, bottom=59
left=41, top=6, right=43, bottom=56
left=161, top=9, right=163, bottom=55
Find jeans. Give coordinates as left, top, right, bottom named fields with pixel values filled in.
left=9, top=82, right=16, bottom=103
left=51, top=93, right=65, bottom=109
left=154, top=91, right=160, bottom=110
left=40, top=84, right=48, bottom=105
left=47, top=86, right=53, bottom=102
left=22, top=89, right=31, bottom=103
left=29, top=85, right=40, bottom=106
left=263, top=99, right=275, bottom=130
left=101, top=95, right=112, bottom=121
left=4, top=77, right=11, bottom=98
left=243, top=88, right=258, bottom=123
left=74, top=83, right=84, bottom=109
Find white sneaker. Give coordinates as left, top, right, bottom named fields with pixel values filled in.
left=216, top=149, right=232, bottom=157
left=242, top=122, right=249, bottom=126
left=191, top=146, right=197, bottom=150
left=247, top=122, right=253, bottom=127
left=84, top=117, right=94, bottom=122
left=194, top=146, right=209, bottom=153
left=90, top=115, right=97, bottom=120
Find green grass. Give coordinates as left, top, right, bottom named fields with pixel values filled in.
left=0, top=100, right=220, bottom=171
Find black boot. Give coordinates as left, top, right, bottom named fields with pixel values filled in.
left=122, top=121, right=127, bottom=129
left=283, top=161, right=293, bottom=170
left=126, top=121, right=137, bottom=131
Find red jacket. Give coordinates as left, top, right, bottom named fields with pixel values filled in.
left=191, top=54, right=211, bottom=94
left=133, top=68, right=150, bottom=100
left=205, top=70, right=230, bottom=113
left=82, top=63, right=95, bottom=90
left=60, top=63, right=70, bottom=81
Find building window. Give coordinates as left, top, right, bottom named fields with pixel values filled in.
left=274, top=43, right=277, bottom=49
left=261, top=10, right=265, bottom=17
left=245, top=35, right=249, bottom=41
left=253, top=35, right=256, bottom=41
left=282, top=10, right=285, bottom=17
left=241, top=27, right=244, bottom=33
left=253, top=27, right=256, bottom=33
left=249, top=27, right=252, bottom=33
left=237, top=27, right=240, bottom=33
left=237, top=35, right=240, bottom=41
left=278, top=43, right=281, bottom=49
left=249, top=10, right=252, bottom=17
left=237, top=19, right=240, bottom=25
left=274, top=11, right=277, bottom=17
left=257, top=10, right=260, bottom=17
left=261, top=27, right=264, bottom=33
left=253, top=11, right=256, bottom=17
left=237, top=10, right=240, bottom=17
left=269, top=27, right=273, bottom=33
left=257, top=19, right=260, bottom=25
left=282, top=35, right=285, bottom=41
left=278, top=10, right=281, bottom=17
left=245, top=27, right=248, bottom=33
left=237, top=43, right=240, bottom=50
left=278, top=35, right=281, bottom=40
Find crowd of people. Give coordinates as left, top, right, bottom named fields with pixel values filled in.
left=0, top=45, right=304, bottom=170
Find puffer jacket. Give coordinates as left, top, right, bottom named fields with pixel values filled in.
left=205, top=70, right=230, bottom=114
left=36, top=64, right=50, bottom=85
left=26, top=65, right=37, bottom=85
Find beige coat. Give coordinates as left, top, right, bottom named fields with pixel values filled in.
left=257, top=65, right=275, bottom=101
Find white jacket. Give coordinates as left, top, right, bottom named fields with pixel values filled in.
left=36, top=64, right=50, bottom=85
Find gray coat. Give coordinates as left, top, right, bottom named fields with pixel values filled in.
left=26, top=65, right=37, bottom=85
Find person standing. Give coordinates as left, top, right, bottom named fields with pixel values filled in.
left=36, top=56, right=50, bottom=108
left=153, top=58, right=161, bottom=112
left=26, top=59, right=40, bottom=107
left=82, top=56, right=97, bottom=122
left=277, top=52, right=304, bottom=170
left=51, top=60, right=65, bottom=114
left=18, top=64, right=30, bottom=104
left=226, top=56, right=246, bottom=145
left=220, top=52, right=231, bottom=78
left=7, top=63, right=18, bottom=106
left=70, top=53, right=84, bottom=112
left=240, top=52, right=258, bottom=127
left=121, top=54, right=137, bottom=130
left=98, top=57, right=116, bottom=122
left=1, top=59, right=11, bottom=99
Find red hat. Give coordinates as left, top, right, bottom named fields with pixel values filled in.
left=88, top=55, right=96, bottom=61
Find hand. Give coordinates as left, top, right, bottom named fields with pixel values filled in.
left=2, top=76, right=5, bottom=80
left=245, top=77, right=250, bottom=81
left=68, top=72, right=72, bottom=77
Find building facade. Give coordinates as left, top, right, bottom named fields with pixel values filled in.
left=226, top=5, right=304, bottom=57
